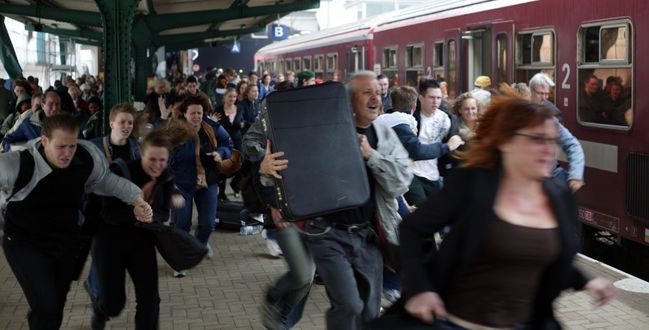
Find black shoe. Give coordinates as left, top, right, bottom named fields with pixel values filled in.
left=218, top=195, right=230, bottom=202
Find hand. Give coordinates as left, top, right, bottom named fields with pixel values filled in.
left=260, top=140, right=288, bottom=179
left=404, top=291, right=448, bottom=324
left=358, top=134, right=373, bottom=160
left=270, top=207, right=290, bottom=229
left=568, top=179, right=583, bottom=192
left=133, top=198, right=153, bottom=223
left=159, top=96, right=169, bottom=119
left=171, top=194, right=185, bottom=208
left=584, top=277, right=617, bottom=306
left=210, top=112, right=222, bottom=122
left=446, top=135, right=465, bottom=151
left=207, top=151, right=222, bottom=163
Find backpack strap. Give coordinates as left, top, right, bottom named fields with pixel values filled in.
left=112, top=158, right=131, bottom=180
left=9, top=149, right=35, bottom=199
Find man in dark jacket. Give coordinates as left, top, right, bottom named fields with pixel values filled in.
left=0, top=113, right=152, bottom=329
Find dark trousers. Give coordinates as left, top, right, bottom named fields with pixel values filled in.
left=404, top=175, right=442, bottom=207
left=3, top=234, right=77, bottom=330
left=92, top=224, right=160, bottom=329
left=305, top=218, right=383, bottom=330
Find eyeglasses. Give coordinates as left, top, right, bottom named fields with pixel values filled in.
left=513, top=132, right=559, bottom=146
left=533, top=90, right=550, bottom=97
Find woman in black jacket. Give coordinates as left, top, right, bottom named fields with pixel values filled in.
left=378, top=92, right=616, bottom=329
left=91, top=131, right=175, bottom=329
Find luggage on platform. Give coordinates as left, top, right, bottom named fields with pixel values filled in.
left=216, top=200, right=264, bottom=235
left=263, top=82, right=370, bottom=220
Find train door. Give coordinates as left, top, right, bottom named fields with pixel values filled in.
left=491, top=21, right=515, bottom=86
left=445, top=29, right=461, bottom=99
left=463, top=26, right=492, bottom=92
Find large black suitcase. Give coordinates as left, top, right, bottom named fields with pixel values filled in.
left=216, top=200, right=244, bottom=230
left=263, top=82, right=370, bottom=220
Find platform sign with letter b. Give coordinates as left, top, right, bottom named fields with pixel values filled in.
left=270, top=24, right=288, bottom=40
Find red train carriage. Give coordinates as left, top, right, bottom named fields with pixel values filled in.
left=255, top=0, right=649, bottom=260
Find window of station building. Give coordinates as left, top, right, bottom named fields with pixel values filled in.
left=293, top=58, right=301, bottom=72
left=303, top=56, right=312, bottom=71
left=516, top=30, right=555, bottom=99
left=432, top=42, right=445, bottom=81
left=447, top=39, right=458, bottom=100
left=383, top=47, right=397, bottom=70
left=577, top=21, right=632, bottom=129
left=495, top=33, right=509, bottom=85
left=285, top=59, right=292, bottom=72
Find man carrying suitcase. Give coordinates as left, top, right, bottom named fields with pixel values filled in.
left=303, top=71, right=412, bottom=329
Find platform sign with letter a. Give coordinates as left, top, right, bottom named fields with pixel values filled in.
left=270, top=24, right=288, bottom=40
left=231, top=41, right=241, bottom=54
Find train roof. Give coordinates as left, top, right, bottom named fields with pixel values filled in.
left=256, top=0, right=537, bottom=57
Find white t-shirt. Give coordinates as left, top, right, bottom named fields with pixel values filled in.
left=374, top=112, right=418, bottom=134
left=411, top=109, right=450, bottom=181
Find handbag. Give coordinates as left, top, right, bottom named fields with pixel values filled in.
left=135, top=222, right=208, bottom=271
left=216, top=149, right=243, bottom=177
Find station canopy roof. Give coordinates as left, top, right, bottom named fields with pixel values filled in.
left=0, top=0, right=320, bottom=49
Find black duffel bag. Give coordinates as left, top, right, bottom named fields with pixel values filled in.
left=135, top=222, right=208, bottom=271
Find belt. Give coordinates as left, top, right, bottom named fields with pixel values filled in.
left=330, top=222, right=371, bottom=233
left=446, top=314, right=513, bottom=330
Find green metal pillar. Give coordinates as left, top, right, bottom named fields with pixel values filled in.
left=0, top=16, right=23, bottom=78
left=95, top=0, right=139, bottom=124
left=132, top=18, right=153, bottom=102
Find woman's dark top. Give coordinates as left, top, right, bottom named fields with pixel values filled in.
left=399, top=168, right=590, bottom=329
left=238, top=99, right=259, bottom=134
left=215, top=104, right=243, bottom=150
left=110, top=143, right=131, bottom=163
left=102, top=159, right=174, bottom=226
left=445, top=215, right=560, bottom=327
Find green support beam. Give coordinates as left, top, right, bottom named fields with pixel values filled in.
left=146, top=0, right=319, bottom=33
left=0, top=3, right=102, bottom=27
left=95, top=0, right=140, bottom=129
left=0, top=16, right=23, bottom=78
left=132, top=18, right=155, bottom=102
left=25, top=24, right=102, bottom=42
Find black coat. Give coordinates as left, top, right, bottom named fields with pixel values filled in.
left=399, top=167, right=589, bottom=329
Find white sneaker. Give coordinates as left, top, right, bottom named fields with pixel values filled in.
left=173, top=270, right=187, bottom=278
left=266, top=239, right=283, bottom=257
left=206, top=243, right=214, bottom=259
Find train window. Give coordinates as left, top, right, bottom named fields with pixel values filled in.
left=433, top=42, right=443, bottom=68
left=294, top=58, right=301, bottom=72
left=314, top=55, right=324, bottom=79
left=577, top=21, right=632, bottom=129
left=406, top=44, right=424, bottom=68
left=516, top=30, right=555, bottom=93
left=432, top=42, right=445, bottom=81
left=383, top=47, right=397, bottom=70
left=327, top=53, right=338, bottom=72
left=447, top=39, right=457, bottom=100
left=303, top=56, right=312, bottom=71
left=601, top=26, right=628, bottom=62
left=495, top=33, right=508, bottom=85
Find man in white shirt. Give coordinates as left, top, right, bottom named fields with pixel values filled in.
left=405, top=79, right=453, bottom=207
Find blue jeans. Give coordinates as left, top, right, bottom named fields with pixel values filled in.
left=173, top=184, right=218, bottom=245
left=266, top=225, right=315, bottom=328
left=305, top=218, right=383, bottom=330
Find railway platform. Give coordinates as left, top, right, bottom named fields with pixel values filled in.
left=1, top=228, right=648, bottom=329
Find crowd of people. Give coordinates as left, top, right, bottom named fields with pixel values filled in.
left=0, top=67, right=619, bottom=330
